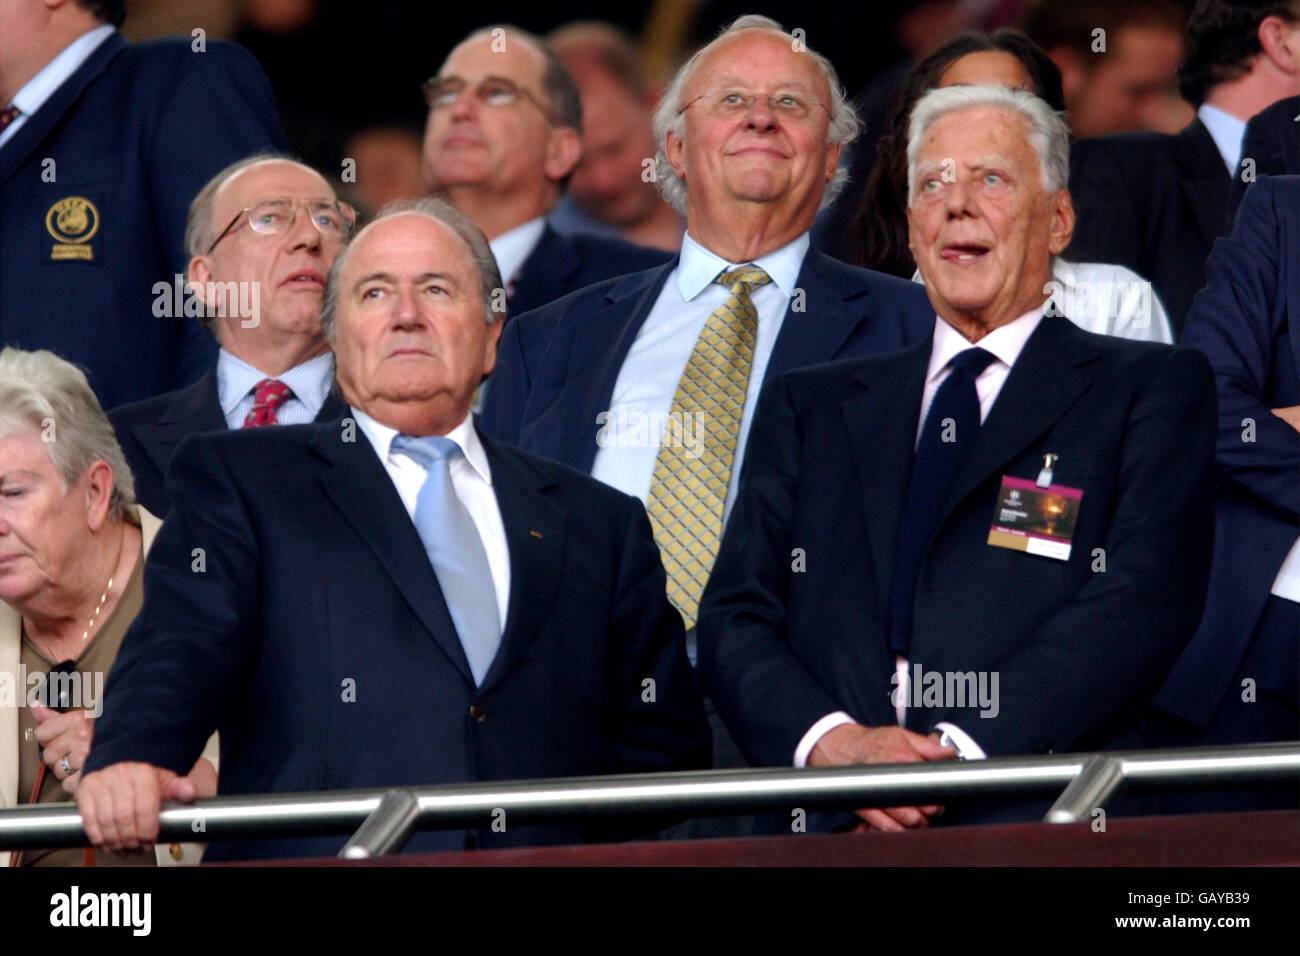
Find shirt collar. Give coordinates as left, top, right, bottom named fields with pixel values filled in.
left=351, top=406, right=493, bottom=485
left=674, top=230, right=810, bottom=302
left=9, top=24, right=115, bottom=116
left=216, top=348, right=335, bottom=418
left=1197, top=103, right=1246, bottom=176
left=926, top=307, right=1045, bottom=384
left=488, top=216, right=547, bottom=287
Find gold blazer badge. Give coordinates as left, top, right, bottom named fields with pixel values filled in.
left=46, top=196, right=99, bottom=260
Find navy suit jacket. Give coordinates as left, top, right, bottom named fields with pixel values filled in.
left=109, top=365, right=350, bottom=518
left=1226, top=97, right=1299, bottom=223
left=479, top=247, right=934, bottom=464
left=83, top=422, right=711, bottom=861
left=1067, top=119, right=1230, bottom=338
left=1156, top=176, right=1300, bottom=728
left=0, top=31, right=286, bottom=409
left=698, top=316, right=1216, bottom=785
left=508, top=223, right=672, bottom=319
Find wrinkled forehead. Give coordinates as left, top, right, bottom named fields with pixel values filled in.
left=688, top=29, right=828, bottom=97
left=916, top=106, right=1033, bottom=161
left=342, top=213, right=477, bottom=285
left=213, top=160, right=335, bottom=217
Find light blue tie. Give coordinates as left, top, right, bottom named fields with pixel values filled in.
left=393, top=435, right=501, bottom=685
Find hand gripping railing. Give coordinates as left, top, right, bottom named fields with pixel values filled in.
left=0, top=743, right=1294, bottom=859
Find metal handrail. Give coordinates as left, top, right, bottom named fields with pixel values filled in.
left=0, top=742, right=1294, bottom=855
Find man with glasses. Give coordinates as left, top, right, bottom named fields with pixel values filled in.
left=479, top=15, right=933, bottom=836
left=109, top=156, right=353, bottom=517
left=421, top=26, right=671, bottom=319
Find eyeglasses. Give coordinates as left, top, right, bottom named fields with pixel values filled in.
left=206, top=198, right=357, bottom=255
left=422, top=75, right=556, bottom=124
left=677, top=88, right=832, bottom=123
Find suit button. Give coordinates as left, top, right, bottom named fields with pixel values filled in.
left=469, top=702, right=486, bottom=722
left=168, top=843, right=183, bottom=861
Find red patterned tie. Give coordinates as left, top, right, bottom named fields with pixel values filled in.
left=0, top=105, right=20, bottom=133
left=242, top=379, right=292, bottom=427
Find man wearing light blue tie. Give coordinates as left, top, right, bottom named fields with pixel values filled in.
left=77, top=197, right=710, bottom=862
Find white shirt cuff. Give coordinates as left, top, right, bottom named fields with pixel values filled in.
left=794, top=711, right=856, bottom=767
left=933, top=721, right=987, bottom=760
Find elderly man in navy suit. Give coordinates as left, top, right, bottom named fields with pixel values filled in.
left=480, top=14, right=932, bottom=836
left=76, top=198, right=710, bottom=862
left=421, top=25, right=670, bottom=319
left=110, top=156, right=354, bottom=517
left=0, top=0, right=287, bottom=408
left=698, top=85, right=1216, bottom=831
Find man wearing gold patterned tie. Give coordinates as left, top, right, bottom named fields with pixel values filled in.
left=108, top=156, right=354, bottom=517
left=479, top=14, right=934, bottom=835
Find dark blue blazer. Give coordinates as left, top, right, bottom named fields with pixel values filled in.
left=698, top=316, right=1216, bottom=780
left=109, top=365, right=349, bottom=518
left=1155, top=176, right=1300, bottom=728
left=0, top=32, right=287, bottom=409
left=83, top=422, right=711, bottom=861
left=1226, top=97, right=1299, bottom=223
left=479, top=248, right=934, bottom=465
left=508, top=223, right=672, bottom=319
left=1067, top=119, right=1229, bottom=338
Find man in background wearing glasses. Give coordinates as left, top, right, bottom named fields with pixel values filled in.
left=479, top=15, right=934, bottom=838
left=108, top=155, right=353, bottom=517
left=421, top=25, right=670, bottom=320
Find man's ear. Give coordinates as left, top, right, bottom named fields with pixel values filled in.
left=1259, top=15, right=1300, bottom=74
left=82, top=460, right=114, bottom=533
left=824, top=140, right=842, bottom=183
left=188, top=256, right=215, bottom=304
left=480, top=314, right=504, bottom=380
left=1048, top=189, right=1075, bottom=255
left=543, top=126, right=583, bottom=184
left=664, top=127, right=686, bottom=181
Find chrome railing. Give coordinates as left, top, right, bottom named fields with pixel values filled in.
left=0, top=743, right=1294, bottom=859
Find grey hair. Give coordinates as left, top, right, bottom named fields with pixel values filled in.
left=319, top=197, right=504, bottom=340
left=183, top=151, right=306, bottom=336
left=651, top=14, right=860, bottom=216
left=906, top=85, right=1069, bottom=201
left=0, top=348, right=135, bottom=521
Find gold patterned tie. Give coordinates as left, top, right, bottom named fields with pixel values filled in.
left=646, top=265, right=771, bottom=629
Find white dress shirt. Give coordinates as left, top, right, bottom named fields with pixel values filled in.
left=590, top=229, right=809, bottom=524
left=0, top=24, right=115, bottom=150
left=352, top=408, right=512, bottom=629
left=217, top=349, right=336, bottom=429
left=489, top=216, right=547, bottom=291
left=1198, top=102, right=1247, bottom=177
left=794, top=308, right=1046, bottom=767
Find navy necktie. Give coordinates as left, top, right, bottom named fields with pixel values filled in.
left=887, top=347, right=997, bottom=657
left=392, top=435, right=501, bottom=685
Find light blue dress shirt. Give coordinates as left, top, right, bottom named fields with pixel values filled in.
left=1198, top=102, right=1247, bottom=177
left=590, top=230, right=809, bottom=524
left=216, top=349, right=335, bottom=429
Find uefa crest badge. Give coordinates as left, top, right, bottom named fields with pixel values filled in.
left=45, top=196, right=99, bottom=261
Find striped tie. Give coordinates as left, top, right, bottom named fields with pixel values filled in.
left=645, top=265, right=770, bottom=629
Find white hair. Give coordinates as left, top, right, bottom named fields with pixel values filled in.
left=0, top=348, right=135, bottom=521
left=651, top=14, right=860, bottom=216
left=906, top=85, right=1069, bottom=201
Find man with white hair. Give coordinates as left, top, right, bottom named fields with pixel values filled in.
left=698, top=84, right=1218, bottom=830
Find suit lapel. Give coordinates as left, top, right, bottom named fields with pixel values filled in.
left=0, top=32, right=125, bottom=187
left=132, top=368, right=226, bottom=479
left=841, top=341, right=931, bottom=598
left=765, top=250, right=870, bottom=379
left=510, top=225, right=579, bottom=316
left=309, top=427, right=475, bottom=685
left=1177, top=119, right=1231, bottom=249
left=941, top=316, right=1099, bottom=522
left=314, top=390, right=349, bottom=423
left=476, top=436, right=565, bottom=693
left=525, top=263, right=675, bottom=472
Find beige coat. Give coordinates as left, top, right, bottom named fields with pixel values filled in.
left=0, top=506, right=217, bottom=866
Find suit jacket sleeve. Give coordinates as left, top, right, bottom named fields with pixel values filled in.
left=1066, top=139, right=1141, bottom=269
left=83, top=434, right=261, bottom=776
left=697, top=374, right=852, bottom=768
left=479, top=313, right=532, bottom=444
left=1182, top=179, right=1300, bottom=520
left=148, top=42, right=287, bottom=388
left=602, top=497, right=711, bottom=774
left=933, top=347, right=1218, bottom=755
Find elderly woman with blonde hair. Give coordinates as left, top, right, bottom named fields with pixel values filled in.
left=0, top=348, right=215, bottom=866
